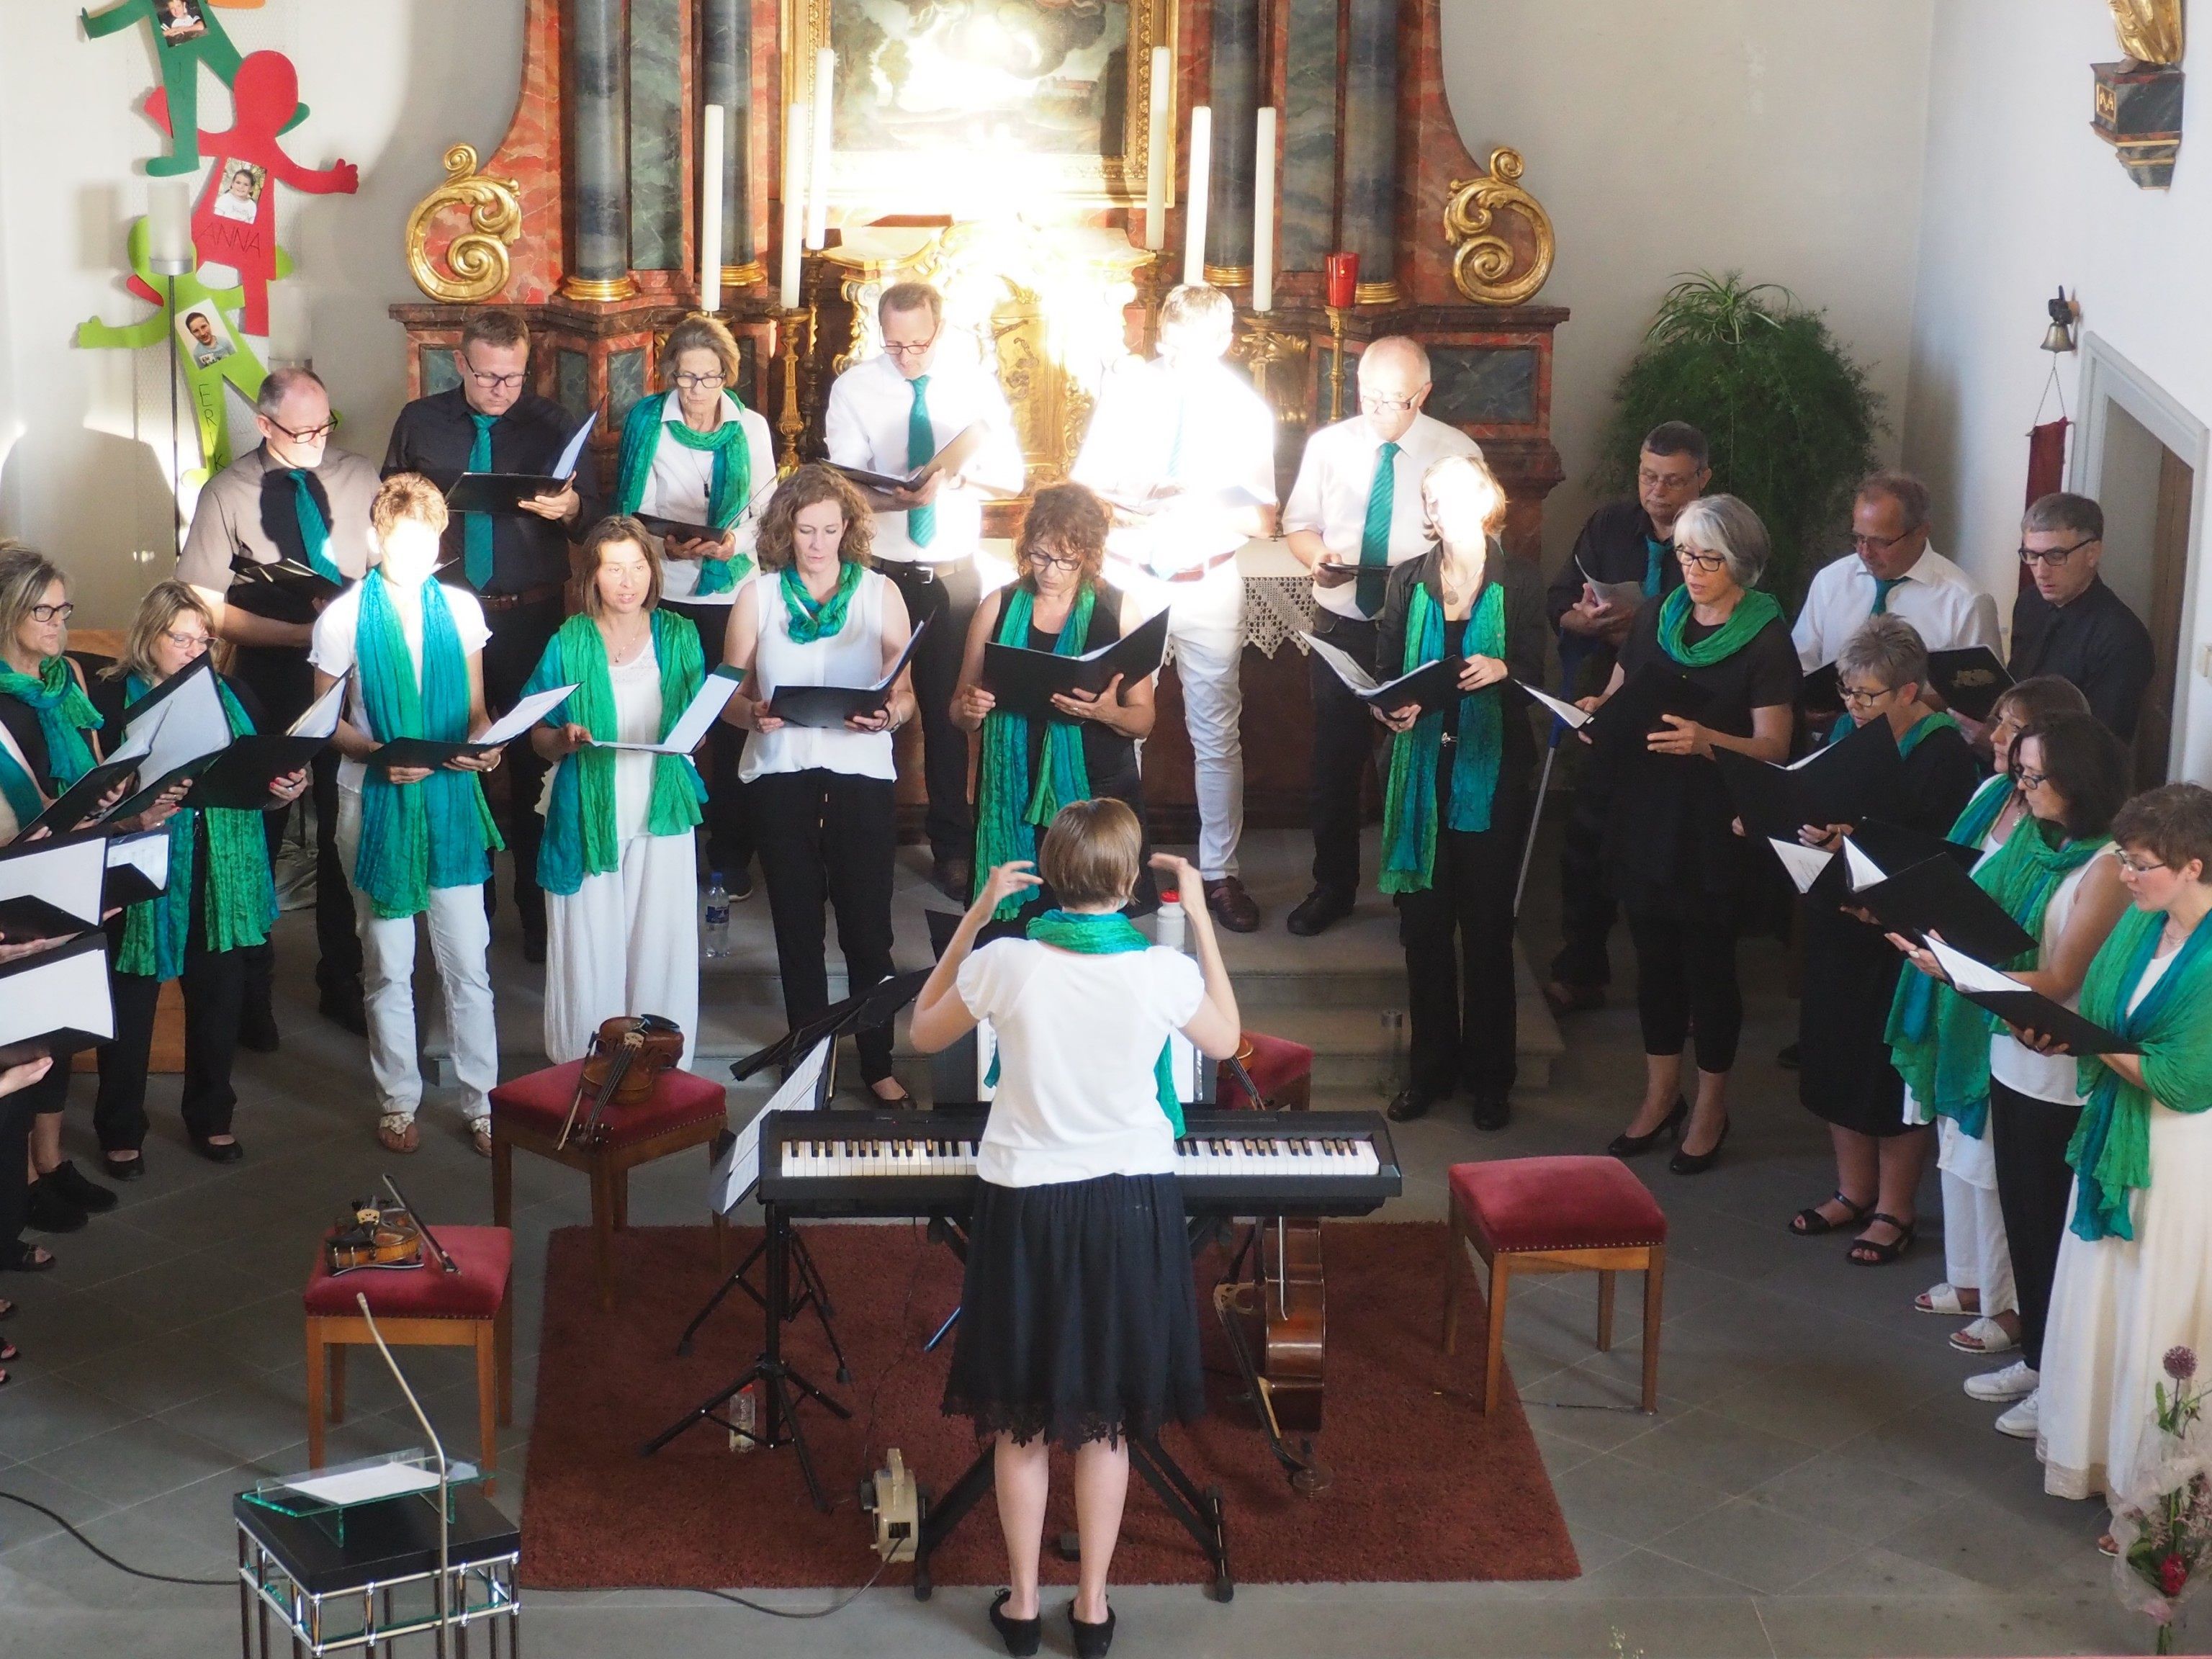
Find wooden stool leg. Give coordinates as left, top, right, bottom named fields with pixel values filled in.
left=1442, top=1208, right=1466, bottom=1353
left=475, top=1319, right=498, bottom=1485
left=328, top=1341, right=346, bottom=1424
left=495, top=1286, right=513, bottom=1426
left=1640, top=1246, right=1665, bottom=1413
left=490, top=1132, right=513, bottom=1228
left=611, top=1166, right=630, bottom=1233
left=304, top=1322, right=326, bottom=1468
left=1480, top=1255, right=1511, bottom=1415
left=590, top=1159, right=617, bottom=1312
left=1596, top=1269, right=1616, bottom=1352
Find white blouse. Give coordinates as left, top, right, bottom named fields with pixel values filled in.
left=1989, top=848, right=2115, bottom=1105
left=735, top=568, right=895, bottom=781
left=632, top=392, right=778, bottom=604
left=608, top=642, right=662, bottom=840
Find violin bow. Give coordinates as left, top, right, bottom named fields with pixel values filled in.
left=382, top=1174, right=460, bottom=1274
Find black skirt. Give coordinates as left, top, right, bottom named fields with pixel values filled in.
left=942, top=1172, right=1207, bottom=1450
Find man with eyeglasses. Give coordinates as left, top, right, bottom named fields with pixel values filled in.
left=179, top=365, right=379, bottom=1038
left=2010, top=491, right=2154, bottom=743
left=382, top=308, right=594, bottom=963
left=1279, top=336, right=1478, bottom=936
left=1539, top=421, right=1704, bottom=1017
left=824, top=280, right=1026, bottom=900
left=1789, top=470, right=2000, bottom=677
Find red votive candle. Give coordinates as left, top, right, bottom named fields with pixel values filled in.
left=1324, top=252, right=1360, bottom=309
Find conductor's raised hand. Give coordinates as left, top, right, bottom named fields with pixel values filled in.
left=970, top=860, right=1040, bottom=918
left=1647, top=713, right=1711, bottom=757
left=1457, top=654, right=1509, bottom=693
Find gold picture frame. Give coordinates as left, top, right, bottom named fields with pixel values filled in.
left=787, top=0, right=1175, bottom=214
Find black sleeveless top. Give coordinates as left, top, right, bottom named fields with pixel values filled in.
left=1016, top=579, right=1138, bottom=786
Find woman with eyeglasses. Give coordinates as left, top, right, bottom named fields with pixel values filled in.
left=721, top=465, right=918, bottom=1105
left=1784, top=617, right=1980, bottom=1267
left=953, top=483, right=1156, bottom=922
left=90, top=583, right=308, bottom=1178
left=2028, top=783, right=2212, bottom=1518
left=613, top=313, right=778, bottom=900
left=1888, top=711, right=2131, bottom=1437
left=1580, top=496, right=1799, bottom=1174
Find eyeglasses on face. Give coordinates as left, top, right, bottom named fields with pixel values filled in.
left=671, top=370, right=727, bottom=390
left=1359, top=393, right=1419, bottom=413
left=30, top=603, right=74, bottom=625
left=265, top=415, right=339, bottom=443
left=2019, top=538, right=2098, bottom=566
left=1637, top=467, right=1700, bottom=493
left=2015, top=767, right=2052, bottom=791
left=162, top=626, right=212, bottom=652
left=464, top=367, right=528, bottom=392
left=1676, top=547, right=1729, bottom=574
left=2116, top=851, right=2169, bottom=877
left=1850, top=529, right=1914, bottom=553
left=1024, top=547, right=1084, bottom=572
left=1838, top=682, right=1895, bottom=707
left=881, top=333, right=939, bottom=359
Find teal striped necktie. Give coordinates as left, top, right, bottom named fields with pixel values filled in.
left=1871, top=575, right=1902, bottom=616
left=1355, top=440, right=1401, bottom=617
left=905, top=375, right=935, bottom=548
left=463, top=412, right=497, bottom=589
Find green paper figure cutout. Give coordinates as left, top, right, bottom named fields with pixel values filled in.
left=79, top=0, right=305, bottom=177
left=74, top=217, right=295, bottom=487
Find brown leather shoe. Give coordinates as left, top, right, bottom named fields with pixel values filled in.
left=1202, top=876, right=1260, bottom=933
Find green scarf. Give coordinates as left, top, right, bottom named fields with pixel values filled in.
left=116, top=675, right=276, bottom=980
left=613, top=392, right=754, bottom=596
left=351, top=572, right=503, bottom=920
left=525, top=609, right=708, bottom=897
left=973, top=585, right=1097, bottom=920
left=780, top=561, right=864, bottom=643
left=1379, top=579, right=1506, bottom=894
left=1949, top=773, right=2015, bottom=853
left=2066, top=907, right=2212, bottom=1242
left=284, top=469, right=346, bottom=585
left=0, top=657, right=101, bottom=788
left=1886, top=814, right=2105, bottom=1138
left=989, top=909, right=1182, bottom=1133
left=1897, top=709, right=1962, bottom=760
left=0, top=742, right=41, bottom=832
left=1655, top=583, right=1784, bottom=668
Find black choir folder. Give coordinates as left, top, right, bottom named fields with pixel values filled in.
left=830, top=421, right=990, bottom=496
left=1839, top=835, right=2038, bottom=964
left=107, top=659, right=239, bottom=822
left=1926, top=938, right=2136, bottom=1055
left=104, top=829, right=172, bottom=909
left=439, top=412, right=596, bottom=516
left=191, top=675, right=346, bottom=811
left=230, top=548, right=343, bottom=598
left=768, top=621, right=929, bottom=729
left=18, top=657, right=222, bottom=840
left=1764, top=816, right=1982, bottom=907
left=372, top=683, right=577, bottom=771
left=0, top=834, right=108, bottom=945
left=1305, top=631, right=1462, bottom=717
left=1716, top=716, right=1902, bottom=843
left=0, top=932, right=116, bottom=1066
left=1575, top=664, right=1714, bottom=755
left=1927, top=648, right=2014, bottom=722
left=981, top=609, right=1169, bottom=722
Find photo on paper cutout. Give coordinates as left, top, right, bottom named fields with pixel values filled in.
left=156, top=0, right=207, bottom=43
left=176, top=303, right=235, bottom=369
left=212, top=161, right=267, bottom=224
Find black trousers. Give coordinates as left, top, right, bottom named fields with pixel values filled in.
left=1549, top=786, right=1617, bottom=989
left=665, top=598, right=754, bottom=875
left=479, top=596, right=564, bottom=941
left=95, top=878, right=246, bottom=1149
left=1308, top=611, right=1382, bottom=894
left=238, top=648, right=359, bottom=992
left=0, top=1064, right=72, bottom=1254
left=880, top=557, right=979, bottom=862
left=1395, top=788, right=1526, bottom=1102
left=1625, top=907, right=1743, bottom=1074
left=749, top=768, right=899, bottom=1082
left=1988, top=1079, right=2082, bottom=1370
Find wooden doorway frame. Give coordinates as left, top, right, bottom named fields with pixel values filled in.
left=2072, top=333, right=2209, bottom=784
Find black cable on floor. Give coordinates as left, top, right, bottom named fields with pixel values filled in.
left=685, top=1549, right=895, bottom=1619
left=0, top=1491, right=233, bottom=1588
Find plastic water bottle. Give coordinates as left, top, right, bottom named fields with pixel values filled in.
left=729, top=1381, right=757, bottom=1452
left=1153, top=891, right=1187, bottom=953
left=702, top=873, right=732, bottom=960
left=1377, top=1010, right=1408, bottom=1099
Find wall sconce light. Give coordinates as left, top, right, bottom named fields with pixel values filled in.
left=2041, top=287, right=2079, bottom=354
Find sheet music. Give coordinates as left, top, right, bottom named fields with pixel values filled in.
left=0, top=941, right=114, bottom=1048
left=107, top=829, right=171, bottom=891
left=1768, top=837, right=1835, bottom=895
left=135, top=662, right=233, bottom=783
left=1516, top=680, right=1592, bottom=729
left=1843, top=837, right=1888, bottom=893
left=711, top=1035, right=832, bottom=1214
left=282, top=1462, right=444, bottom=1506
left=475, top=684, right=577, bottom=748
left=1302, top=631, right=1380, bottom=694
left=290, top=675, right=347, bottom=739
left=552, top=411, right=597, bottom=480
left=0, top=837, right=107, bottom=927
left=598, top=670, right=742, bottom=755
left=1577, top=562, right=1647, bottom=612
left=1928, top=937, right=2026, bottom=997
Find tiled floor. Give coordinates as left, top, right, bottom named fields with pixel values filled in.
left=0, top=830, right=2175, bottom=1658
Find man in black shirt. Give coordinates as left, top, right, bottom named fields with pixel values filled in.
left=1541, top=421, right=1703, bottom=1017
left=382, top=310, right=594, bottom=962
left=2011, top=492, right=2155, bottom=744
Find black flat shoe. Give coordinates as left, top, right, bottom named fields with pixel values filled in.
left=190, top=1136, right=245, bottom=1164
left=102, top=1151, right=146, bottom=1182
left=1285, top=886, right=1356, bottom=938
left=24, top=1180, right=85, bottom=1235
left=989, top=1590, right=1041, bottom=1658
left=1470, top=1094, right=1512, bottom=1133
left=45, top=1159, right=117, bottom=1213
left=1669, top=1116, right=1730, bottom=1175
left=1608, top=1097, right=1686, bottom=1157
left=1071, top=1604, right=1117, bottom=1659
left=1386, top=1088, right=1439, bottom=1123
left=0, top=1243, right=55, bottom=1272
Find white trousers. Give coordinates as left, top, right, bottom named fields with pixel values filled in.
left=1115, top=557, right=1245, bottom=878
left=336, top=788, right=499, bottom=1126
left=543, top=830, right=699, bottom=1072
left=1938, top=1116, right=2017, bottom=1314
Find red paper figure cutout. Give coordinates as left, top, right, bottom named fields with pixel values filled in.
left=146, top=50, right=356, bottom=336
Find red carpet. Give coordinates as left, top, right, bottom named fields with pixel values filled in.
left=518, top=1221, right=1578, bottom=1589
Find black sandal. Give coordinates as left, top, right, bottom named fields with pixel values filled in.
left=1790, top=1191, right=1873, bottom=1236
left=0, top=1242, right=55, bottom=1272
left=1848, top=1213, right=1917, bottom=1266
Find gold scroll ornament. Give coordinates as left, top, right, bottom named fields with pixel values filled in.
left=1442, top=148, right=1555, bottom=308
left=404, top=145, right=523, bottom=304
left=2110, top=0, right=2184, bottom=65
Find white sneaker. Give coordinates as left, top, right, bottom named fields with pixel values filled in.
left=1965, top=1359, right=2039, bottom=1401
left=1995, top=1388, right=2041, bottom=1439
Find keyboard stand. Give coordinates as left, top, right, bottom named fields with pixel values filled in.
left=909, top=1431, right=1233, bottom=1604
left=639, top=1202, right=852, bottom=1511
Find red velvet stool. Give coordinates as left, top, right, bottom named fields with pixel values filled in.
left=1444, top=1156, right=1668, bottom=1414
left=1215, top=1031, right=1314, bottom=1110
left=489, top=1061, right=729, bottom=1311
left=304, top=1226, right=513, bottom=1484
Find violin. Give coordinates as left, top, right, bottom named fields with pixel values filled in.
left=323, top=1177, right=460, bottom=1277
left=557, top=1013, right=685, bottom=1148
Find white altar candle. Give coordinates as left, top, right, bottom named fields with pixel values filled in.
left=147, top=181, right=194, bottom=274
left=1143, top=46, right=1172, bottom=252
left=1182, top=105, right=1211, bottom=288
left=805, top=48, right=835, bottom=250
left=700, top=102, right=726, bottom=313
left=1251, top=107, right=1277, bottom=313
left=779, top=99, right=805, bottom=309
left=266, top=284, right=311, bottom=363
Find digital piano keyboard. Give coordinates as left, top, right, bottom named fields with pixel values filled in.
left=755, top=1108, right=1401, bottom=1220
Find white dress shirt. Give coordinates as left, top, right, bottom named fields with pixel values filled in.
left=822, top=348, right=1025, bottom=564
left=308, top=577, right=493, bottom=795
left=1282, top=411, right=1479, bottom=620
left=1791, top=545, right=2002, bottom=670
left=1071, top=356, right=1278, bottom=575
left=631, top=392, right=779, bottom=604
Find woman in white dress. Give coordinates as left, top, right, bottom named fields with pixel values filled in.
left=525, top=518, right=706, bottom=1069
left=2034, top=783, right=2212, bottom=1516
left=721, top=464, right=916, bottom=1104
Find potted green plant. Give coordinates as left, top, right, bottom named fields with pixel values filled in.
left=1599, top=271, right=1882, bottom=604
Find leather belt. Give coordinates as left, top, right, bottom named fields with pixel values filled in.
left=478, top=583, right=565, bottom=613
left=1162, top=549, right=1243, bottom=585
